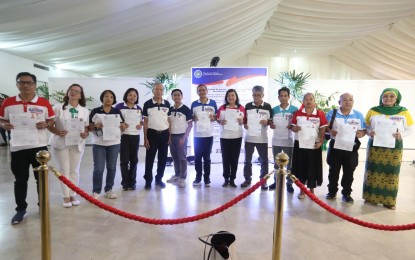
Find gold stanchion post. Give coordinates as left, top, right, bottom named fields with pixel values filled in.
left=35, top=150, right=52, bottom=260
left=272, top=151, right=289, bottom=260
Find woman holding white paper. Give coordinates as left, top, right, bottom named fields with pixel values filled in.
left=217, top=89, right=245, bottom=187
left=363, top=88, right=413, bottom=210
left=115, top=88, right=143, bottom=191
left=291, top=93, right=328, bottom=199
left=89, top=90, right=126, bottom=199
left=48, top=84, right=89, bottom=208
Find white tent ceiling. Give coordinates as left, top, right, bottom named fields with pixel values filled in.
left=1, top=0, right=415, bottom=79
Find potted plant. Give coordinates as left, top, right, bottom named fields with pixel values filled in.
left=36, top=82, right=50, bottom=100
left=141, top=72, right=180, bottom=99
left=275, top=70, right=311, bottom=105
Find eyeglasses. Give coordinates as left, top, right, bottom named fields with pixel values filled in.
left=69, top=90, right=82, bottom=94
left=17, top=81, right=35, bottom=86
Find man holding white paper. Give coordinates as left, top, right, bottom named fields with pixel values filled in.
left=269, top=87, right=298, bottom=193
left=191, top=84, right=217, bottom=187
left=241, top=85, right=272, bottom=190
left=0, top=72, right=55, bottom=225
left=325, top=93, right=366, bottom=203
left=143, top=83, right=171, bottom=190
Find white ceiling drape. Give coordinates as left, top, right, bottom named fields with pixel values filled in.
left=1, top=0, right=415, bottom=79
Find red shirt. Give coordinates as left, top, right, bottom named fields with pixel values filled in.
left=291, top=108, right=327, bottom=141
left=0, top=95, right=54, bottom=151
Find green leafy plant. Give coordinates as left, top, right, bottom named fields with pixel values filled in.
left=275, top=70, right=311, bottom=103
left=36, top=83, right=50, bottom=100
left=141, top=72, right=180, bottom=97
left=0, top=93, right=10, bottom=99
left=50, top=90, right=65, bottom=103
left=37, top=87, right=94, bottom=106
left=275, top=70, right=338, bottom=111
left=313, top=90, right=339, bottom=113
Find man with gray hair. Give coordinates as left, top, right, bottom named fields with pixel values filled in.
left=142, top=83, right=171, bottom=190
left=241, top=85, right=273, bottom=190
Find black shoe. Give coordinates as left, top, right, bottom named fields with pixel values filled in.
left=342, top=195, right=354, bottom=203
left=129, top=186, right=136, bottom=190
left=286, top=184, right=294, bottom=193
left=193, top=179, right=202, bottom=186
left=144, top=183, right=151, bottom=190
left=240, top=180, right=251, bottom=188
left=155, top=181, right=166, bottom=189
left=222, top=181, right=229, bottom=187
left=122, top=186, right=129, bottom=191
left=229, top=181, right=237, bottom=188
left=326, top=193, right=336, bottom=200
left=268, top=182, right=276, bottom=190
left=261, top=184, right=268, bottom=190
left=11, top=210, right=27, bottom=225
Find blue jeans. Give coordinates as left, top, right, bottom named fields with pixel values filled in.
left=92, top=144, right=120, bottom=193
left=194, top=136, right=213, bottom=182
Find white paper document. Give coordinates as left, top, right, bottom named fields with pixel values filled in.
left=102, top=115, right=121, bottom=141
left=333, top=124, right=357, bottom=151
left=9, top=113, right=39, bottom=147
left=247, top=113, right=262, bottom=136
left=298, top=122, right=317, bottom=149
left=196, top=111, right=212, bottom=133
left=123, top=110, right=141, bottom=128
left=64, top=118, right=85, bottom=146
left=223, top=109, right=240, bottom=131
left=273, top=115, right=289, bottom=139
left=373, top=120, right=397, bottom=148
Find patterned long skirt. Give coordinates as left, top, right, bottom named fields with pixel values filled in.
left=362, top=139, right=403, bottom=206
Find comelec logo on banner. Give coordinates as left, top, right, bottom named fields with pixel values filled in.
left=191, top=67, right=268, bottom=162
left=193, top=70, right=203, bottom=78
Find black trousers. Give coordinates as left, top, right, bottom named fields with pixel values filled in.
left=120, top=134, right=140, bottom=188
left=220, top=138, right=242, bottom=181
left=144, top=129, right=169, bottom=183
left=0, top=128, right=10, bottom=144
left=326, top=140, right=359, bottom=196
left=11, top=146, right=47, bottom=212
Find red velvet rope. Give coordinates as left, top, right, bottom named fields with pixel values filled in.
left=294, top=179, right=415, bottom=231
left=57, top=175, right=266, bottom=225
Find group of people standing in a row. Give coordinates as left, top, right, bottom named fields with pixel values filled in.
left=0, top=72, right=413, bottom=225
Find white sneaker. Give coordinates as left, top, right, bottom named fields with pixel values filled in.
left=178, top=179, right=186, bottom=188
left=92, top=192, right=100, bottom=199
left=62, top=201, right=72, bottom=208
left=70, top=199, right=80, bottom=206
left=105, top=190, right=117, bottom=199
left=166, top=175, right=180, bottom=183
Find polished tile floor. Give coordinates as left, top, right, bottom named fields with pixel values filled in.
left=0, top=145, right=415, bottom=260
